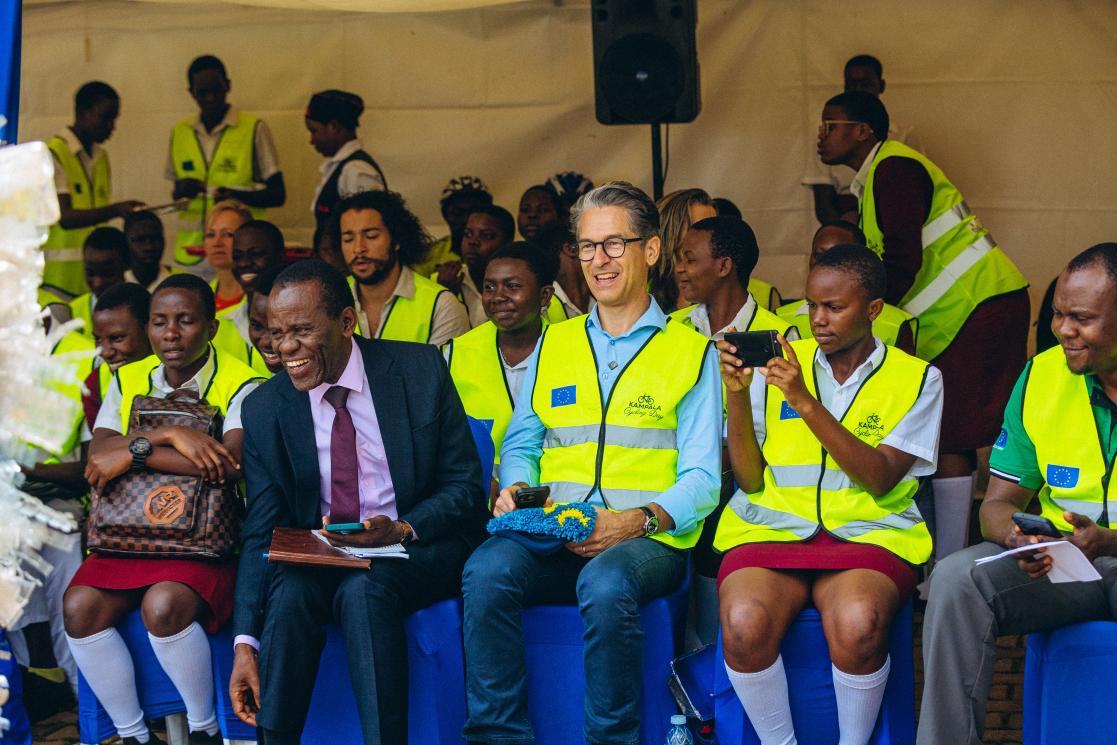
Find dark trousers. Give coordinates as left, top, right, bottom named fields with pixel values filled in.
left=256, top=536, right=471, bottom=745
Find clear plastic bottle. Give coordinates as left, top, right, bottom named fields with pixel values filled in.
left=666, top=714, right=694, bottom=745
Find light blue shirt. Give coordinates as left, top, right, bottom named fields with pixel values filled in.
left=500, top=297, right=722, bottom=537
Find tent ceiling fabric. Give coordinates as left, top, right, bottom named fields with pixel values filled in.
left=24, top=0, right=532, bottom=12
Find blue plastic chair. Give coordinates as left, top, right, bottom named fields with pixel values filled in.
left=517, top=573, right=691, bottom=745
left=0, top=629, right=33, bottom=745
left=1024, top=620, right=1117, bottom=745
left=713, top=600, right=915, bottom=745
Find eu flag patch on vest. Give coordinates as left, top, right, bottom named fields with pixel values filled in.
left=183, top=160, right=195, bottom=172
left=1046, top=464, right=1080, bottom=489
left=779, top=401, right=800, bottom=420
left=994, top=429, right=1008, bottom=450
left=551, top=385, right=576, bottom=407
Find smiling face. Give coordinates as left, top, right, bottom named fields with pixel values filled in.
left=482, top=257, right=550, bottom=332
left=148, top=288, right=217, bottom=382
left=83, top=246, right=127, bottom=297
left=93, top=307, right=151, bottom=372
left=204, top=209, right=245, bottom=271
left=248, top=291, right=282, bottom=374
left=1052, top=264, right=1117, bottom=376
left=462, top=213, right=509, bottom=270
left=577, top=205, right=658, bottom=309
left=339, top=208, right=396, bottom=286
left=804, top=266, right=879, bottom=355
left=517, top=188, right=560, bottom=241
left=267, top=280, right=356, bottom=391
left=674, top=228, right=730, bottom=306
left=233, top=227, right=283, bottom=294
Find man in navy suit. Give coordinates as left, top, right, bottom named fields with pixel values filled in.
left=227, top=259, right=485, bottom=744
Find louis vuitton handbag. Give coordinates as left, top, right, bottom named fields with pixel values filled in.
left=87, top=394, right=243, bottom=558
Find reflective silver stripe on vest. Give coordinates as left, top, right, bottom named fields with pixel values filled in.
left=1051, top=497, right=1104, bottom=522
left=42, top=247, right=84, bottom=262
left=903, top=234, right=996, bottom=317
left=604, top=488, right=664, bottom=510
left=543, top=424, right=677, bottom=451
left=727, top=490, right=817, bottom=537
left=768, top=465, right=854, bottom=491
left=548, top=481, right=594, bottom=502
left=921, top=201, right=972, bottom=248
left=829, top=501, right=925, bottom=540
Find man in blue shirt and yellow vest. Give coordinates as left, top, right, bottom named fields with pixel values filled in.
left=920, top=243, right=1117, bottom=745
left=167, top=55, right=285, bottom=272
left=461, top=181, right=722, bottom=745
left=44, top=81, right=145, bottom=300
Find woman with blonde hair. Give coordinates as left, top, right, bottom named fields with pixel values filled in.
left=203, top=199, right=253, bottom=313
left=655, top=188, right=717, bottom=310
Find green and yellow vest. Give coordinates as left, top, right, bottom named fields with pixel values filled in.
left=349, top=273, right=450, bottom=344
left=49, top=331, right=97, bottom=458
left=44, top=136, right=111, bottom=297
left=748, top=278, right=782, bottom=312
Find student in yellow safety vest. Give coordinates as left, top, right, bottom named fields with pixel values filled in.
left=244, top=265, right=286, bottom=378
left=167, top=55, right=285, bottom=271
left=715, top=244, right=942, bottom=745
left=44, top=81, right=145, bottom=299
left=817, top=90, right=1029, bottom=564
left=68, top=228, right=129, bottom=341
left=227, top=219, right=287, bottom=349
left=85, top=283, right=154, bottom=426
left=338, top=189, right=470, bottom=346
left=123, top=211, right=174, bottom=292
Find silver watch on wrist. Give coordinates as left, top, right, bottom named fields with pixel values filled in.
left=640, top=506, right=660, bottom=536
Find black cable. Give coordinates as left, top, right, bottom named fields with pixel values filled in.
left=662, top=123, right=670, bottom=185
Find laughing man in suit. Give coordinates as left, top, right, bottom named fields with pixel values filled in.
left=227, top=259, right=485, bottom=744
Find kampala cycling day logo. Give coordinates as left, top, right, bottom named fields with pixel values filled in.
left=625, top=393, right=663, bottom=420
left=854, top=412, right=885, bottom=441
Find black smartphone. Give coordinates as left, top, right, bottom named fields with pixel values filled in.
left=723, top=330, right=783, bottom=369
left=1011, top=512, right=1062, bottom=537
left=514, top=485, right=551, bottom=509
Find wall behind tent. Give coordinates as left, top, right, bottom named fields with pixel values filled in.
left=18, top=0, right=1117, bottom=318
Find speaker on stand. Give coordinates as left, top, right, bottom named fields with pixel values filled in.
left=591, top=0, right=700, bottom=199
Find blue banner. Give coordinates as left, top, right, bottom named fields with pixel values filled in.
left=0, top=1, right=20, bottom=144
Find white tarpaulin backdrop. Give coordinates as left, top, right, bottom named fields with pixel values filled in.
left=19, top=0, right=1117, bottom=324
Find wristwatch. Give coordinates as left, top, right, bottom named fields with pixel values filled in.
left=129, top=437, right=153, bottom=472
left=398, top=520, right=415, bottom=545
left=639, top=506, right=660, bottom=536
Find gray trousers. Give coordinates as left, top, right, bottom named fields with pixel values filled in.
left=917, top=541, right=1117, bottom=745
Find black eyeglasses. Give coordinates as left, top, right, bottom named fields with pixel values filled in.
left=576, top=236, right=645, bottom=261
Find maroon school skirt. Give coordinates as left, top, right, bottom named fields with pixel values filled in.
left=933, top=289, right=1030, bottom=453
left=717, top=531, right=919, bottom=600
left=69, top=555, right=237, bottom=633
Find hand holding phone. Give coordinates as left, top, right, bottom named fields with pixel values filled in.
left=324, top=521, right=366, bottom=535
left=514, top=485, right=551, bottom=509
left=1011, top=512, right=1062, bottom=537
left=723, top=330, right=783, bottom=369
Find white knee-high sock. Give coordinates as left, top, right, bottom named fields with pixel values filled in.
left=832, top=657, right=891, bottom=745
left=66, top=629, right=150, bottom=742
left=148, top=622, right=218, bottom=735
left=724, top=656, right=797, bottom=745
left=932, top=474, right=974, bottom=560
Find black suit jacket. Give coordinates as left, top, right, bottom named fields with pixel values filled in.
left=233, top=336, right=485, bottom=639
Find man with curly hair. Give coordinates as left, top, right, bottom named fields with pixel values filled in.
left=335, top=190, right=469, bottom=346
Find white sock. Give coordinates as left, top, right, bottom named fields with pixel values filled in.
left=724, top=656, right=797, bottom=745
left=832, top=657, right=891, bottom=745
left=148, top=622, right=218, bottom=735
left=932, top=474, right=974, bottom=560
left=66, top=628, right=150, bottom=741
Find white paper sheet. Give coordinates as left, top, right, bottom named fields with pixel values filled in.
left=974, top=540, right=1101, bottom=584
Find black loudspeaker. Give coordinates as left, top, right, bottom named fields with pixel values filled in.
left=592, top=0, right=700, bottom=125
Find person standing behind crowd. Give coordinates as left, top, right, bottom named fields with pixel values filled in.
left=443, top=242, right=555, bottom=496
left=438, top=205, right=515, bottom=327
left=778, top=221, right=917, bottom=354
left=415, top=175, right=493, bottom=277
left=167, top=55, right=285, bottom=272
left=123, top=211, right=174, bottom=292
left=818, top=90, right=1029, bottom=564
left=803, top=54, right=923, bottom=225
left=228, top=219, right=287, bottom=347
left=461, top=181, right=721, bottom=745
left=201, top=200, right=252, bottom=314
left=69, top=227, right=129, bottom=341
left=715, top=245, right=941, bottom=745
left=305, top=90, right=387, bottom=252
left=516, top=184, right=562, bottom=241
left=44, top=81, right=144, bottom=300
left=919, top=244, right=1117, bottom=745
left=337, top=190, right=469, bottom=346
left=535, top=222, right=591, bottom=323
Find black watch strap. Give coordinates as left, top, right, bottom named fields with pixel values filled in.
left=640, top=506, right=659, bottom=535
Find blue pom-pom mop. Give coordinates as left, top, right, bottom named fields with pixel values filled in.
left=487, top=501, right=597, bottom=543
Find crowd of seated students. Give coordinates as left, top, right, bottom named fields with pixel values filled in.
left=25, top=49, right=1117, bottom=745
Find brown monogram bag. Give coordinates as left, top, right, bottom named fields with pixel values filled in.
left=87, top=394, right=243, bottom=558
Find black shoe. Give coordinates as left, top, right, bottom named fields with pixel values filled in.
left=187, top=729, right=224, bottom=745
left=122, top=735, right=166, bottom=745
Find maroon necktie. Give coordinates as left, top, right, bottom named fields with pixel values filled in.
left=324, top=385, right=360, bottom=523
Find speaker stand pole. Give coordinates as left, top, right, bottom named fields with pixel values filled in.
left=650, top=122, right=664, bottom=201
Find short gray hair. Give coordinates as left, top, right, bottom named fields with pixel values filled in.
left=569, top=181, right=659, bottom=239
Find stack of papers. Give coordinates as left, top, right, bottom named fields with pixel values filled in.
left=313, top=530, right=408, bottom=559
left=974, top=540, right=1100, bottom=583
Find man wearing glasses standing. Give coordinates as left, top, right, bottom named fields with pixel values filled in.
left=816, top=90, right=1029, bottom=569
left=460, top=182, right=722, bottom=745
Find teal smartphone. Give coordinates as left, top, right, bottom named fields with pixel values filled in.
left=325, top=522, right=365, bottom=534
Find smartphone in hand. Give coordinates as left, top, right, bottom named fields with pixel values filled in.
left=324, top=521, right=366, bottom=535
left=514, top=485, right=551, bottom=509
left=723, top=330, right=783, bottom=369
left=1011, top=512, right=1062, bottom=537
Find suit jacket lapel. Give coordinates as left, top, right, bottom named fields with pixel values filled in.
left=277, top=376, right=321, bottom=522
left=357, top=337, right=414, bottom=508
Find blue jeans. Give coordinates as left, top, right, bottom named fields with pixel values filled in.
left=461, top=535, right=687, bottom=745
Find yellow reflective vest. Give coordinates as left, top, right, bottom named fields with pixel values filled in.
left=49, top=331, right=97, bottom=458
left=349, top=273, right=450, bottom=344
left=531, top=315, right=711, bottom=549
left=713, top=338, right=932, bottom=565
left=212, top=317, right=253, bottom=367
left=67, top=293, right=97, bottom=340
left=776, top=301, right=918, bottom=350
left=44, top=136, right=112, bottom=297
left=169, top=114, right=264, bottom=264
left=1021, top=347, right=1117, bottom=532
left=747, top=278, right=782, bottom=312
left=859, top=140, right=1027, bottom=361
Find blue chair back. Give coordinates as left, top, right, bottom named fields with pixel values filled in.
left=467, top=415, right=495, bottom=493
